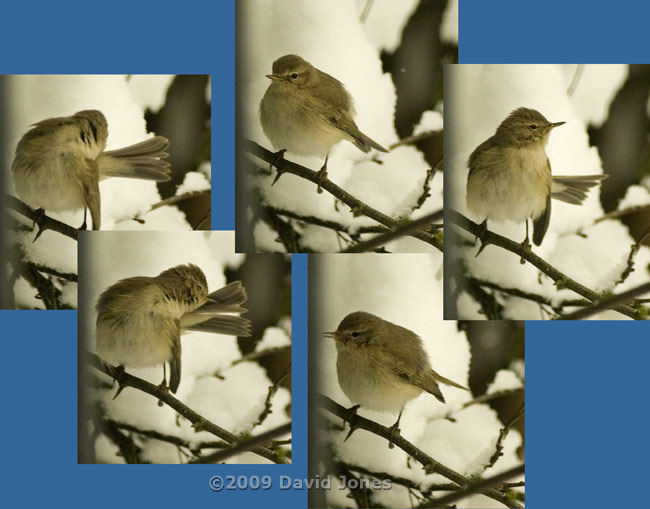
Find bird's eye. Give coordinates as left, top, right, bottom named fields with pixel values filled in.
left=291, top=73, right=298, bottom=79
left=351, top=332, right=360, bottom=337
left=528, top=124, right=537, bottom=130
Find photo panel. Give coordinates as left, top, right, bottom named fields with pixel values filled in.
left=235, top=0, right=453, bottom=253
left=444, top=64, right=650, bottom=320
left=78, top=230, right=291, bottom=464
left=309, top=253, right=524, bottom=508
left=2, top=74, right=212, bottom=309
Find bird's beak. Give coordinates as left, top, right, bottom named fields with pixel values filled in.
left=323, top=331, right=338, bottom=340
left=266, top=74, right=283, bottom=81
left=551, top=121, right=566, bottom=128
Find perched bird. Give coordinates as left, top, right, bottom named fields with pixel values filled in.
left=12, top=109, right=171, bottom=232
left=96, top=263, right=252, bottom=394
left=259, top=54, right=388, bottom=192
left=325, top=311, right=467, bottom=447
left=466, top=107, right=607, bottom=248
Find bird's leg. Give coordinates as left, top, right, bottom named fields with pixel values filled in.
left=315, top=155, right=329, bottom=194
left=342, top=404, right=361, bottom=442
left=519, top=220, right=531, bottom=265
left=474, top=219, right=489, bottom=257
left=156, top=364, right=170, bottom=406
left=386, top=409, right=404, bottom=449
left=270, top=149, right=287, bottom=186
left=79, top=208, right=88, bottom=231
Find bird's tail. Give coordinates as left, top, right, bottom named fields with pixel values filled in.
left=97, top=136, right=171, bottom=182
left=181, top=281, right=252, bottom=337
left=350, top=131, right=389, bottom=154
left=431, top=370, right=469, bottom=392
left=551, top=174, right=608, bottom=205
left=202, top=281, right=249, bottom=313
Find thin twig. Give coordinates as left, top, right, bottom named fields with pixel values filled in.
left=427, top=464, right=525, bottom=508
left=410, top=166, right=437, bottom=214
left=594, top=203, right=650, bottom=223
left=469, top=277, right=588, bottom=309
left=28, top=263, right=78, bottom=283
left=194, top=207, right=211, bottom=230
left=359, top=0, right=374, bottom=23
left=487, top=402, right=525, bottom=469
left=567, top=64, right=585, bottom=96
left=343, top=210, right=443, bottom=252
left=190, top=422, right=291, bottom=464
left=254, top=361, right=291, bottom=427
left=558, top=280, right=650, bottom=320
left=264, top=205, right=387, bottom=235
left=389, top=131, right=441, bottom=151
left=231, top=345, right=292, bottom=366
left=149, top=189, right=211, bottom=211
left=616, top=224, right=650, bottom=286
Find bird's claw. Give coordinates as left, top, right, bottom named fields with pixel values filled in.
left=269, top=149, right=287, bottom=186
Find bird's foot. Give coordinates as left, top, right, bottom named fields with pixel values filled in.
left=155, top=377, right=171, bottom=406
left=270, top=149, right=287, bottom=185
left=315, top=167, right=328, bottom=194
left=342, top=404, right=360, bottom=427
left=519, top=236, right=531, bottom=265
left=31, top=208, right=48, bottom=242
left=386, top=421, right=401, bottom=449
left=474, top=220, right=490, bottom=257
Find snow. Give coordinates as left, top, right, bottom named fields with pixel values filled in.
left=441, top=0, right=459, bottom=43
left=176, top=171, right=212, bottom=195
left=82, top=231, right=290, bottom=464
left=241, top=0, right=442, bottom=252
left=447, top=64, right=650, bottom=319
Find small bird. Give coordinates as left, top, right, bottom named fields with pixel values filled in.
left=259, top=54, right=388, bottom=192
left=325, top=311, right=467, bottom=447
left=12, top=109, right=171, bottom=232
left=466, top=107, right=607, bottom=248
left=95, top=263, right=252, bottom=394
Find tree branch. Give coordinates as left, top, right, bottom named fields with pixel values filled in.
left=243, top=139, right=442, bottom=252
left=85, top=352, right=289, bottom=464
left=448, top=210, right=646, bottom=320
left=315, top=393, right=523, bottom=509
left=5, top=194, right=79, bottom=241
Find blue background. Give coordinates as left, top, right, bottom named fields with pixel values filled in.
left=2, top=0, right=650, bottom=507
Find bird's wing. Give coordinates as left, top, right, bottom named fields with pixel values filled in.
left=389, top=345, right=446, bottom=403
left=532, top=192, right=551, bottom=246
